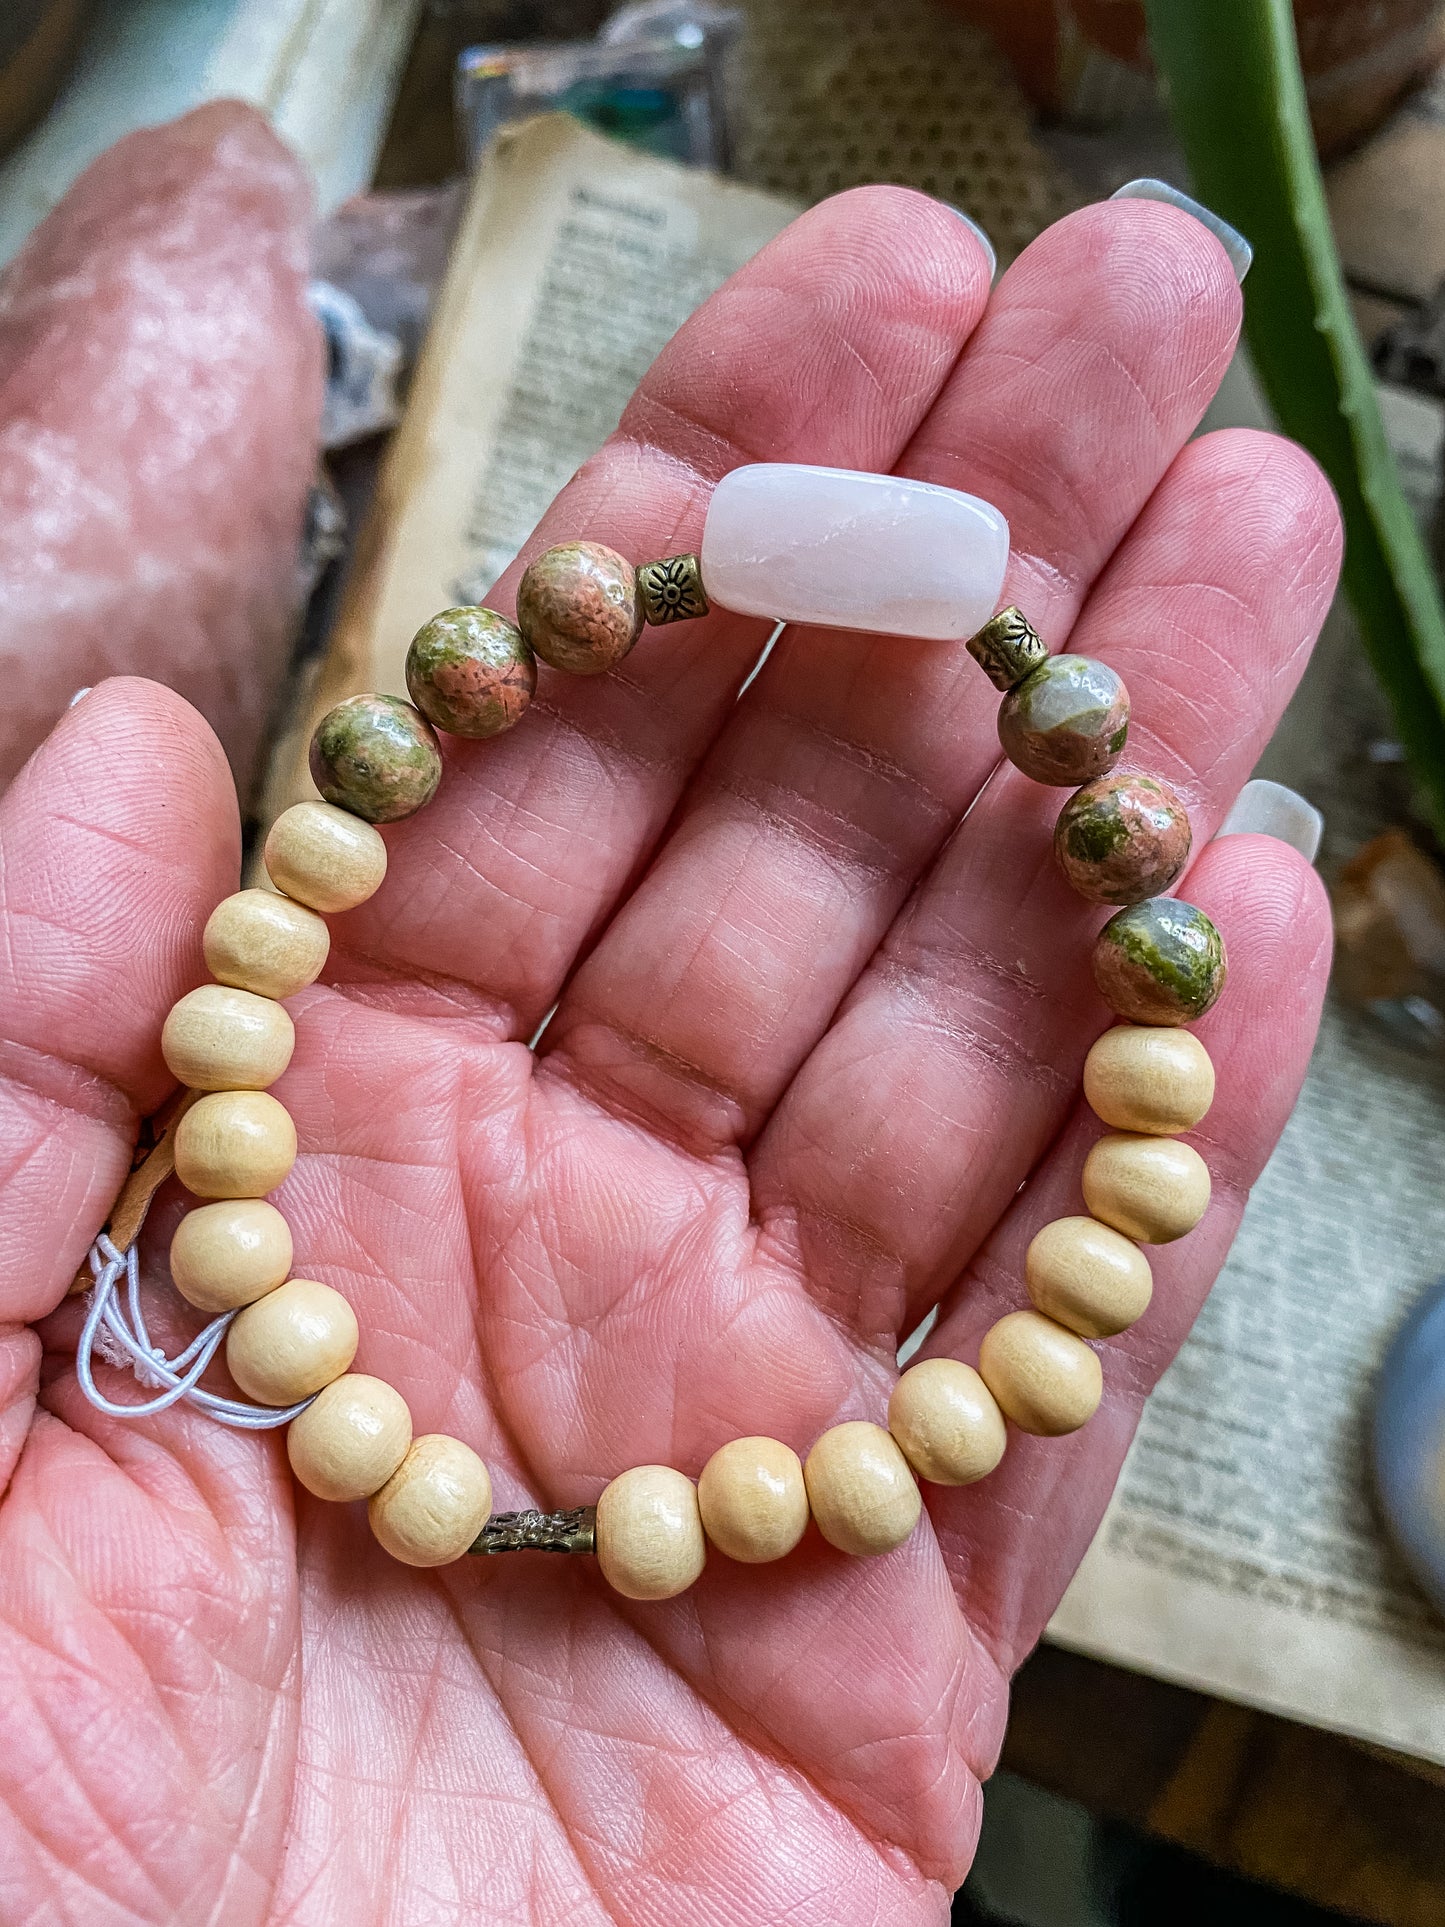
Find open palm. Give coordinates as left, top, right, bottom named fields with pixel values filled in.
left=0, top=189, right=1339, bottom=1924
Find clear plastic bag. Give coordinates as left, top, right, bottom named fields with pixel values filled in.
left=456, top=1, right=739, bottom=170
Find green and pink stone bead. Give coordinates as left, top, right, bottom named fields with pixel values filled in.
left=305, top=542, right=1227, bottom=1039
left=307, top=540, right=655, bottom=819
left=967, top=605, right=1226, bottom=1028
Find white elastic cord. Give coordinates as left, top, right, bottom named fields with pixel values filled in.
left=77, top=1233, right=313, bottom=1430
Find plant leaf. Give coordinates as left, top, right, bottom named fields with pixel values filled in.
left=1144, top=0, right=1445, bottom=838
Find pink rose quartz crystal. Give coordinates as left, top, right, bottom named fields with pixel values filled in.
left=0, top=102, right=324, bottom=792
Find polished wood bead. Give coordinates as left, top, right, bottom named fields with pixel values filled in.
left=888, top=1359, right=1007, bottom=1486
left=226, top=1278, right=358, bottom=1405
left=263, top=801, right=387, bottom=914
left=1082, top=1132, right=1211, bottom=1244
left=161, top=984, right=295, bottom=1092
left=597, top=1465, right=706, bottom=1599
left=369, top=1434, right=494, bottom=1566
left=697, top=1436, right=809, bottom=1563
left=173, top=1090, right=297, bottom=1199
left=1025, top=1215, right=1153, bottom=1339
left=286, top=1373, right=412, bottom=1502
left=978, top=1310, right=1103, bottom=1436
left=169, top=1198, right=293, bottom=1312
left=804, top=1421, right=922, bottom=1557
left=204, top=888, right=331, bottom=1000
left=1084, top=1024, right=1215, bottom=1135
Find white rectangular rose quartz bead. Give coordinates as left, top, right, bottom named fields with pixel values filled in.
left=699, top=464, right=1009, bottom=640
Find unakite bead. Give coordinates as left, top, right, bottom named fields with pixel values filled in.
left=405, top=606, right=536, bottom=739
left=998, top=655, right=1129, bottom=786
left=1092, top=896, right=1226, bottom=1025
left=309, top=693, right=442, bottom=823
left=1054, top=772, right=1191, bottom=906
left=516, top=541, right=643, bottom=675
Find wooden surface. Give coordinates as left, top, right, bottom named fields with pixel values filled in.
left=1005, top=1648, right=1445, bottom=1926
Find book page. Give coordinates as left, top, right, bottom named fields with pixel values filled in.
left=1051, top=980, right=1445, bottom=1767
left=260, top=114, right=796, bottom=818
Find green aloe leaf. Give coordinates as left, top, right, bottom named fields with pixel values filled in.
left=1143, top=0, right=1445, bottom=838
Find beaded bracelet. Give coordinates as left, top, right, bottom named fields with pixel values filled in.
left=77, top=462, right=1225, bottom=1598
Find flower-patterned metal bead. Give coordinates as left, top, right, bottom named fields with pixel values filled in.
left=967, top=606, right=1048, bottom=692
left=405, top=607, right=536, bottom=739
left=1092, top=896, right=1226, bottom=1025
left=516, top=541, right=644, bottom=675
left=998, top=656, right=1130, bottom=787
left=1054, top=773, right=1192, bottom=906
left=309, top=694, right=442, bottom=824
left=638, top=553, right=709, bottom=626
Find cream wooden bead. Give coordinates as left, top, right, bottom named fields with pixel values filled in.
left=888, top=1359, right=1007, bottom=1486
left=803, top=1421, right=921, bottom=1557
left=1083, top=1024, right=1215, bottom=1135
left=161, top=984, right=295, bottom=1092
left=169, top=1198, right=293, bottom=1312
left=286, top=1373, right=412, bottom=1502
left=1025, top=1215, right=1153, bottom=1339
left=204, top=888, right=331, bottom=1000
left=226, top=1278, right=358, bottom=1405
left=264, top=801, right=387, bottom=914
left=1082, top=1132, right=1211, bottom=1244
left=596, top=1465, right=707, bottom=1600
left=697, top=1436, right=809, bottom=1563
left=368, top=1434, right=493, bottom=1567
left=978, top=1310, right=1103, bottom=1436
left=174, top=1090, right=297, bottom=1199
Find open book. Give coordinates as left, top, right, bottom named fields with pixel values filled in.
left=264, top=112, right=1445, bottom=1768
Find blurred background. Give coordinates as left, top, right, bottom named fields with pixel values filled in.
left=6, top=2, right=1445, bottom=1921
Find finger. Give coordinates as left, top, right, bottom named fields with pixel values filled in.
left=330, top=189, right=992, bottom=1033
left=750, top=426, right=1341, bottom=1344
left=0, top=679, right=238, bottom=1327
left=919, top=834, right=1332, bottom=1670
left=538, top=199, right=1243, bottom=1152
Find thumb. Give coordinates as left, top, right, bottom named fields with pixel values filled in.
left=0, top=677, right=240, bottom=1326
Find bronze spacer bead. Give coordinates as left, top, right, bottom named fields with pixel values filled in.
left=637, top=553, right=710, bottom=626
left=967, top=606, right=1048, bottom=691
left=469, top=1505, right=597, bottom=1555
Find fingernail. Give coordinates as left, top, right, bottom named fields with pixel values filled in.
left=1109, top=178, right=1253, bottom=283
left=1215, top=778, right=1322, bottom=863
left=897, top=1303, right=938, bottom=1367
left=67, top=686, right=92, bottom=708
left=948, top=207, right=996, bottom=282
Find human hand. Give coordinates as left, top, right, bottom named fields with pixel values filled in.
left=0, top=189, right=1338, bottom=1924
